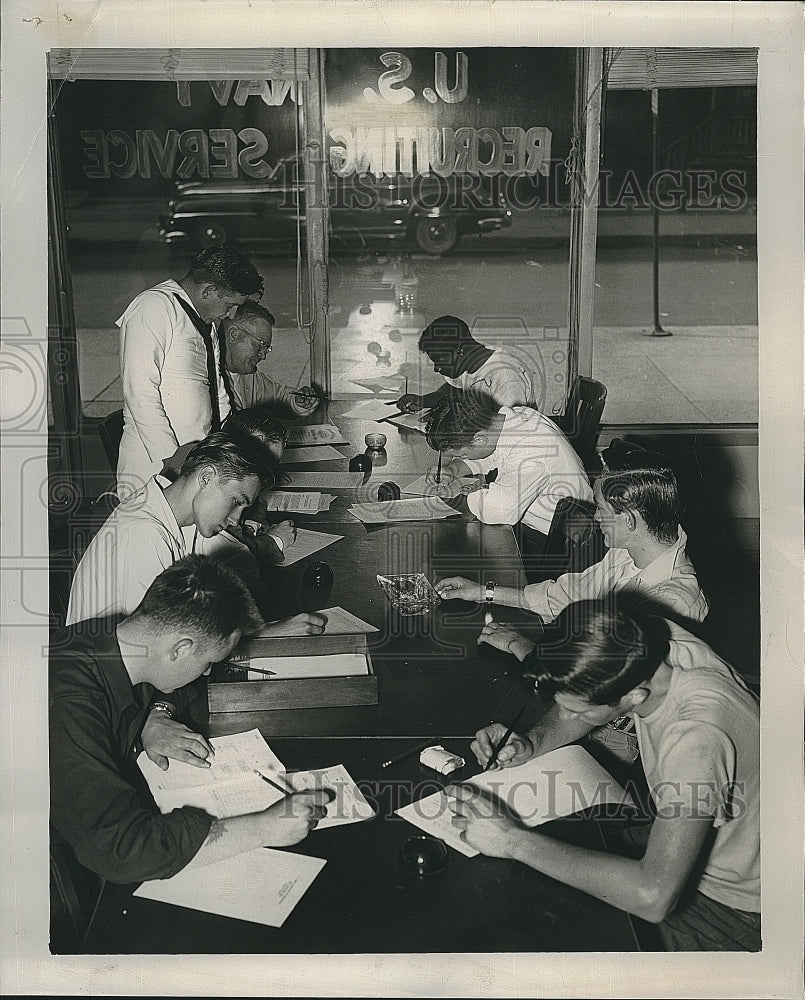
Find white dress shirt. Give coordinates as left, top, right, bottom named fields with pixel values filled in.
left=443, top=348, right=541, bottom=408
left=228, top=368, right=309, bottom=414
left=462, top=406, right=593, bottom=533
left=117, top=279, right=231, bottom=497
left=66, top=477, right=188, bottom=625
left=523, top=526, right=710, bottom=624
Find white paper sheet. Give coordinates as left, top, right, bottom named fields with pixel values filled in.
left=348, top=374, right=405, bottom=392
left=277, top=527, right=344, bottom=566
left=283, top=445, right=345, bottom=464
left=289, top=764, right=376, bottom=828
left=266, top=491, right=326, bottom=513
left=347, top=496, right=459, bottom=523
left=247, top=652, right=369, bottom=679
left=339, top=399, right=401, bottom=421
left=283, top=471, right=364, bottom=489
left=134, top=848, right=327, bottom=928
left=314, top=606, right=379, bottom=634
left=137, top=730, right=287, bottom=817
left=284, top=424, right=350, bottom=447
left=383, top=410, right=431, bottom=433
left=395, top=746, right=634, bottom=855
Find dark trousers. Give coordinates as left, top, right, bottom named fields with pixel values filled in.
left=658, top=890, right=761, bottom=951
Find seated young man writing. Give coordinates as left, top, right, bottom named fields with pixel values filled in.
left=67, top=432, right=325, bottom=637
left=450, top=598, right=760, bottom=952
left=397, top=314, right=542, bottom=413
left=423, top=389, right=592, bottom=548
left=51, top=556, right=331, bottom=884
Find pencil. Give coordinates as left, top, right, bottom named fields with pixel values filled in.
left=484, top=706, right=527, bottom=771
left=254, top=769, right=293, bottom=794
left=436, top=451, right=442, bottom=485
left=380, top=739, right=434, bottom=769
left=225, top=662, right=277, bottom=677
left=405, top=377, right=409, bottom=395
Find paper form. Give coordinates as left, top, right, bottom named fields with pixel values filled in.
left=339, top=399, right=400, bottom=421
left=347, top=496, right=459, bottom=523
left=289, top=764, right=376, bottom=828
left=247, top=652, right=369, bottom=680
left=283, top=471, right=364, bottom=489
left=382, top=410, right=431, bottom=433
left=277, top=527, right=344, bottom=566
left=284, top=424, right=350, bottom=447
left=313, top=606, right=379, bottom=635
left=395, top=746, right=634, bottom=855
left=134, top=848, right=327, bottom=928
left=266, top=491, right=327, bottom=513
left=282, top=445, right=345, bottom=464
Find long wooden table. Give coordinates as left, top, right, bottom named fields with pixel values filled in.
left=81, top=402, right=642, bottom=954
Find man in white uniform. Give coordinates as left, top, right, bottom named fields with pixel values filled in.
left=397, top=315, right=542, bottom=413
left=220, top=300, right=320, bottom=416
left=116, top=244, right=262, bottom=498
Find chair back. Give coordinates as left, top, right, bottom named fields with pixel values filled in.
left=98, top=408, right=124, bottom=474
left=559, top=376, right=607, bottom=468
left=529, top=496, right=607, bottom=583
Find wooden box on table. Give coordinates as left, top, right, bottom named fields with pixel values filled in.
left=207, top=633, right=378, bottom=713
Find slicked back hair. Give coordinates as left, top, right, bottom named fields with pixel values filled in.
left=131, top=554, right=263, bottom=641
left=418, top=314, right=474, bottom=353
left=178, top=431, right=267, bottom=489
left=598, top=438, right=680, bottom=544
left=186, top=244, right=262, bottom=296
left=425, top=388, right=500, bottom=452
left=222, top=406, right=288, bottom=488
left=532, top=598, right=671, bottom=705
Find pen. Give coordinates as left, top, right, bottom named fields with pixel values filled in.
left=254, top=769, right=293, bottom=795
left=436, top=451, right=442, bottom=485
left=224, top=662, right=277, bottom=677
left=380, top=739, right=434, bottom=769
left=484, top=706, right=527, bottom=772
left=405, top=377, right=409, bottom=395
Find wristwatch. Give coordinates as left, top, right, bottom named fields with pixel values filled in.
left=149, top=701, right=175, bottom=720
left=485, top=580, right=496, bottom=605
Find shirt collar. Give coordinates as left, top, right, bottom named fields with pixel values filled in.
left=146, top=476, right=185, bottom=545
left=635, top=526, right=688, bottom=588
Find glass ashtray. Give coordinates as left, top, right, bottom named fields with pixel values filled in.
left=377, top=573, right=442, bottom=616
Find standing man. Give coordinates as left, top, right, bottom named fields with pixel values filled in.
left=220, top=300, right=320, bottom=417
left=117, top=245, right=262, bottom=498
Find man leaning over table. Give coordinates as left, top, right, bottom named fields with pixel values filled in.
left=451, top=598, right=760, bottom=952
left=220, top=300, right=320, bottom=418
left=67, top=432, right=325, bottom=637
left=116, top=244, right=262, bottom=499
left=436, top=438, right=709, bottom=763
left=51, top=556, right=331, bottom=884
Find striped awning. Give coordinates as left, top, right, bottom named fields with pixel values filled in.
left=606, top=48, right=757, bottom=90
left=47, top=48, right=310, bottom=81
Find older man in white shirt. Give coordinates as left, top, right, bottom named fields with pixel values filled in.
left=116, top=244, right=262, bottom=498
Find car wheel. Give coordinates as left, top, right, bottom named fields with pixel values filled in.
left=193, top=221, right=231, bottom=249
left=414, top=216, right=459, bottom=255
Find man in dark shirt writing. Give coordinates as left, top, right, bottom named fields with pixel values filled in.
left=50, top=555, right=330, bottom=884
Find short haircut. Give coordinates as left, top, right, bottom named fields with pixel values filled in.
left=228, top=299, right=276, bottom=329
left=179, top=431, right=268, bottom=488
left=418, top=314, right=473, bottom=353
left=531, top=598, right=672, bottom=705
left=186, top=245, right=262, bottom=296
left=132, top=554, right=262, bottom=641
left=598, top=438, right=680, bottom=544
left=425, top=389, right=500, bottom=452
left=222, top=405, right=288, bottom=487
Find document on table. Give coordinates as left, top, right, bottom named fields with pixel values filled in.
left=339, top=399, right=400, bottom=421
left=349, top=374, right=405, bottom=393
left=246, top=652, right=370, bottom=679
left=279, top=527, right=344, bottom=566
left=347, top=496, right=459, bottom=523
left=134, top=848, right=327, bottom=928
left=383, top=410, right=430, bottom=433
left=283, top=445, right=345, bottom=464
left=284, top=423, right=350, bottom=447
left=289, top=764, right=376, bottom=827
left=283, top=471, right=364, bottom=489
left=315, top=606, right=379, bottom=635
left=266, top=492, right=335, bottom=514
left=137, top=729, right=287, bottom=818
left=396, top=746, right=635, bottom=856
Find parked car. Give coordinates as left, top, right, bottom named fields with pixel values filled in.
left=159, top=163, right=512, bottom=256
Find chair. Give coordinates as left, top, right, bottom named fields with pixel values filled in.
left=557, top=376, right=608, bottom=471
left=527, top=496, right=607, bottom=584
left=49, top=837, right=105, bottom=953
left=97, top=408, right=124, bottom=475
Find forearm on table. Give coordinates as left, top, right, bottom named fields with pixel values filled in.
left=489, top=584, right=530, bottom=610
left=183, top=812, right=270, bottom=871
